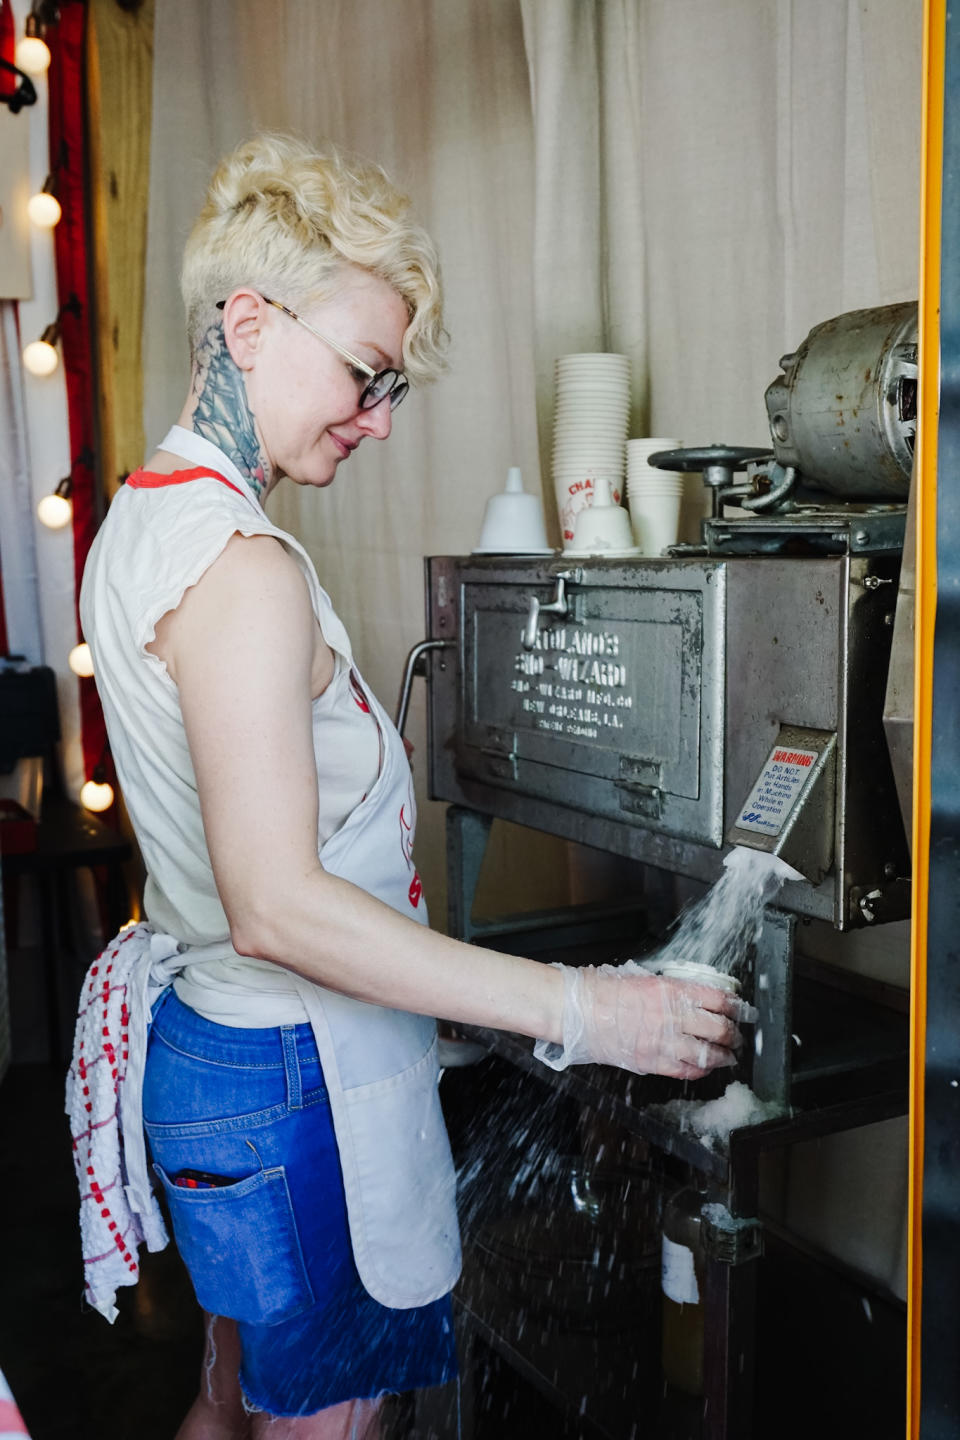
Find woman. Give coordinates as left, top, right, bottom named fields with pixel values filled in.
left=70, top=134, right=748, bottom=1438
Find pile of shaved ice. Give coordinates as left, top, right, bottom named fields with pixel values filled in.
left=652, top=1081, right=784, bottom=1151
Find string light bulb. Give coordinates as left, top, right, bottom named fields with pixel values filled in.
left=22, top=295, right=81, bottom=378
left=15, top=13, right=51, bottom=75
left=81, top=755, right=114, bottom=813
left=23, top=335, right=59, bottom=376
left=37, top=475, right=72, bottom=529
left=27, top=176, right=61, bottom=228
left=68, top=642, right=94, bottom=677
left=80, top=777, right=114, bottom=812
left=15, top=36, right=50, bottom=76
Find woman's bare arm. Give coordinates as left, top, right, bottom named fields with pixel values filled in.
left=151, top=533, right=566, bottom=1044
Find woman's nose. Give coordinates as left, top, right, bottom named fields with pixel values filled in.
left=357, top=399, right=393, bottom=441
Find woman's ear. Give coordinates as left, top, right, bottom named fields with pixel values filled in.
left=220, top=290, right=265, bottom=371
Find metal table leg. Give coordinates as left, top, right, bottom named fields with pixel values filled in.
left=751, top=906, right=796, bottom=1109
left=446, top=807, right=493, bottom=942
left=702, top=1152, right=762, bottom=1440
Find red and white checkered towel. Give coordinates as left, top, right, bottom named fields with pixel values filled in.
left=65, top=923, right=184, bottom=1322
left=0, top=1367, right=30, bottom=1437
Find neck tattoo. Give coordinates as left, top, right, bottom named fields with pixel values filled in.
left=191, top=323, right=270, bottom=501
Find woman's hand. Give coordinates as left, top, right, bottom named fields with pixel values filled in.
left=536, top=966, right=754, bottom=1079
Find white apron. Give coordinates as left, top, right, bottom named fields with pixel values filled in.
left=70, top=428, right=460, bottom=1319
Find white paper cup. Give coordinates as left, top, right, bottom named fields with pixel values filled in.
left=627, top=436, right=681, bottom=457
left=556, top=352, right=630, bottom=367
left=564, top=473, right=637, bottom=556
left=554, top=472, right=623, bottom=545
left=629, top=491, right=683, bottom=554
left=627, top=484, right=686, bottom=502
left=627, top=478, right=687, bottom=495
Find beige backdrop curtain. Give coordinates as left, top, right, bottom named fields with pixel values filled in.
left=520, top=0, right=919, bottom=506
left=145, top=0, right=921, bottom=1295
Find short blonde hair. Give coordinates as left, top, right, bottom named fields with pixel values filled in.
left=181, top=133, right=447, bottom=383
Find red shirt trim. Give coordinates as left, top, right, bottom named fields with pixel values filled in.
left=125, top=466, right=246, bottom=500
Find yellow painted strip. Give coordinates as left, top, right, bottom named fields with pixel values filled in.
left=909, top=0, right=944, bottom=1432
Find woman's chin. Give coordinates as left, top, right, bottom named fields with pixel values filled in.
left=286, top=464, right=338, bottom=491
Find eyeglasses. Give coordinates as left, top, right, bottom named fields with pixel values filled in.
left=216, top=295, right=409, bottom=411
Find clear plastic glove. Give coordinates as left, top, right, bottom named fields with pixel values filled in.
left=533, top=964, right=757, bottom=1080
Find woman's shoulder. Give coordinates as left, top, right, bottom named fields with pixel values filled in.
left=85, top=474, right=299, bottom=618
left=193, top=528, right=308, bottom=594
left=104, top=469, right=283, bottom=549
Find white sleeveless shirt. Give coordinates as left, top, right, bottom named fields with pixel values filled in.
left=78, top=428, right=460, bottom=1309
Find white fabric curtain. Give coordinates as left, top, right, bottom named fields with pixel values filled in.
left=519, top=0, right=648, bottom=494
left=521, top=0, right=920, bottom=534
left=0, top=305, right=44, bottom=665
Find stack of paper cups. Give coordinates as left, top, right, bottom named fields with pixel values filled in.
left=626, top=438, right=685, bottom=555
left=552, top=354, right=630, bottom=548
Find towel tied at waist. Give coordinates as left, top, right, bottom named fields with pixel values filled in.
left=66, top=919, right=462, bottom=1322
left=66, top=923, right=193, bottom=1322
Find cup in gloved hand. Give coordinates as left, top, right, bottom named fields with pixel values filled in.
left=534, top=963, right=756, bottom=1080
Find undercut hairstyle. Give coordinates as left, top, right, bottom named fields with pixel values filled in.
left=181, top=133, right=447, bottom=383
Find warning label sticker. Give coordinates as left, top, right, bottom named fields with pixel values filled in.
left=735, top=746, right=819, bottom=836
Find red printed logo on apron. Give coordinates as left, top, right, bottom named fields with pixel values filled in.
left=349, top=671, right=371, bottom=713
left=399, top=801, right=414, bottom=865
left=408, top=871, right=423, bottom=908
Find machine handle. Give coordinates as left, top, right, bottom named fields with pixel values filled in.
left=647, top=445, right=774, bottom=474
left=394, top=639, right=455, bottom=737
left=649, top=445, right=776, bottom=519
left=523, top=577, right=569, bottom=651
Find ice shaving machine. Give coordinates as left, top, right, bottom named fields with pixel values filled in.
left=410, top=302, right=915, bottom=1440
left=414, top=301, right=915, bottom=1106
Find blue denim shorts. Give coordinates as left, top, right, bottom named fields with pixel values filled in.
left=143, top=989, right=457, bottom=1417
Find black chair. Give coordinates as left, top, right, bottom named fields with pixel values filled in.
left=1, top=662, right=131, bottom=1063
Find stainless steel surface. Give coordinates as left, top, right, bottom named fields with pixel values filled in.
left=703, top=505, right=907, bottom=556
left=883, top=465, right=917, bottom=841
left=427, top=552, right=908, bottom=928
left=453, top=557, right=725, bottom=847
left=750, top=908, right=796, bottom=1108
left=394, top=638, right=455, bottom=737
left=764, top=302, right=918, bottom=499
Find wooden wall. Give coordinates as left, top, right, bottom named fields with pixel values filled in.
left=86, top=0, right=153, bottom=501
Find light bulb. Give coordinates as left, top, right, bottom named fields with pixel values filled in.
left=27, top=191, right=61, bottom=228
left=23, top=339, right=58, bottom=376
left=80, top=779, right=114, bottom=812
left=37, top=492, right=72, bottom=528
left=15, top=35, right=51, bottom=75
left=68, top=642, right=94, bottom=677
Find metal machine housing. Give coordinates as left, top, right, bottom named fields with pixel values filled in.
left=426, top=552, right=908, bottom=930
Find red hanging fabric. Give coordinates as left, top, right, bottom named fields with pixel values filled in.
left=0, top=0, right=15, bottom=100
left=45, top=0, right=114, bottom=806
left=1, top=0, right=20, bottom=652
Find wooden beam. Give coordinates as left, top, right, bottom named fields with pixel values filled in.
left=86, top=0, right=154, bottom=502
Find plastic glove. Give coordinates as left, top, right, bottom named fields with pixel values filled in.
left=533, top=964, right=757, bottom=1080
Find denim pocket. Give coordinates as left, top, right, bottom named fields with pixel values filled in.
left=154, top=1163, right=314, bottom=1325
